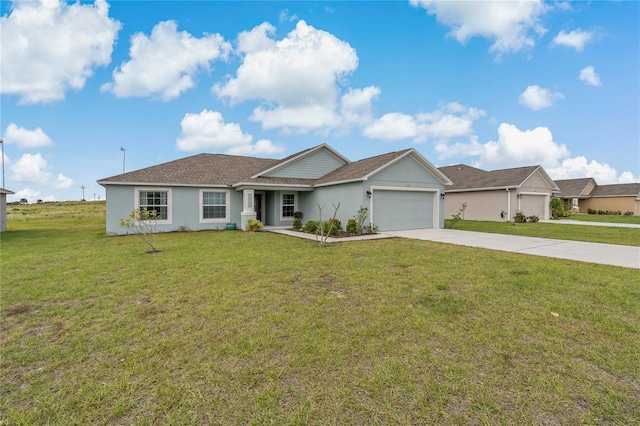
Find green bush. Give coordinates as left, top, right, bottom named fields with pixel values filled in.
left=246, top=218, right=264, bottom=232
left=322, top=218, right=342, bottom=236
left=597, top=210, right=606, bottom=215
left=303, top=220, right=319, bottom=234
left=588, top=208, right=597, bottom=215
left=346, top=218, right=357, bottom=234
left=624, top=211, right=634, bottom=216
left=527, top=215, right=539, bottom=223
left=513, top=211, right=527, bottom=223
left=292, top=218, right=302, bottom=231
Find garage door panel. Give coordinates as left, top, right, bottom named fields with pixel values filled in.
left=373, top=190, right=434, bottom=231
left=521, top=195, right=545, bottom=218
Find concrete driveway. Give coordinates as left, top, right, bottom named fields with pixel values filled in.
left=384, top=229, right=640, bottom=269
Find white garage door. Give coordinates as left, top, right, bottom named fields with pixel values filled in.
left=372, top=190, right=435, bottom=231
left=520, top=194, right=546, bottom=219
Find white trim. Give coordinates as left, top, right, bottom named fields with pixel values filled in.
left=100, top=181, right=230, bottom=189
left=200, top=189, right=230, bottom=223
left=280, top=192, right=297, bottom=221
left=134, top=187, right=172, bottom=224
left=242, top=189, right=255, bottom=213
left=369, top=186, right=440, bottom=229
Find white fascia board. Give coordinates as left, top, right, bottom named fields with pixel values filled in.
left=313, top=178, right=364, bottom=187
left=232, top=182, right=314, bottom=191
left=445, top=185, right=521, bottom=193
left=97, top=181, right=231, bottom=188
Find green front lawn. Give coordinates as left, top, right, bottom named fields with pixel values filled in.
left=446, top=219, right=640, bottom=247
left=2, top=203, right=639, bottom=424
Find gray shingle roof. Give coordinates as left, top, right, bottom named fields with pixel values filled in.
left=590, top=183, right=640, bottom=197
left=98, top=147, right=436, bottom=188
left=554, top=178, right=596, bottom=198
left=438, top=164, right=546, bottom=191
left=315, top=149, right=412, bottom=185
left=98, top=153, right=280, bottom=186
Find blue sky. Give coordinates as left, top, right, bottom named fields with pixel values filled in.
left=1, top=0, right=638, bottom=202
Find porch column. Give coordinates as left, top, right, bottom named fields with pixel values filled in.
left=240, top=189, right=256, bottom=231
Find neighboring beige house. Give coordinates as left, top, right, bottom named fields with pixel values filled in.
left=555, top=180, right=640, bottom=215
left=1, top=188, right=15, bottom=232
left=439, top=164, right=559, bottom=221
left=580, top=183, right=640, bottom=215
left=554, top=178, right=597, bottom=213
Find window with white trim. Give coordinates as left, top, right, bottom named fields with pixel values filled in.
left=281, top=193, right=295, bottom=219
left=201, top=189, right=229, bottom=222
left=138, top=190, right=169, bottom=220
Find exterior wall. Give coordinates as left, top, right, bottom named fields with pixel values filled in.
left=0, top=193, right=7, bottom=232
left=445, top=190, right=517, bottom=222
left=265, top=149, right=345, bottom=179
left=298, top=181, right=366, bottom=228
left=581, top=196, right=638, bottom=215
left=105, top=185, right=243, bottom=235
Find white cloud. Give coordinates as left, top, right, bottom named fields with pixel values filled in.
left=439, top=123, right=569, bottom=170
left=8, top=188, right=56, bottom=204
left=54, top=173, right=74, bottom=189
left=547, top=156, right=638, bottom=184
left=340, top=86, right=381, bottom=127
left=579, top=65, right=601, bottom=86
left=410, top=0, right=548, bottom=55
left=10, top=153, right=51, bottom=184
left=214, top=20, right=359, bottom=133
left=8, top=153, right=75, bottom=190
left=436, top=122, right=637, bottom=183
left=518, top=85, right=564, bottom=110
left=0, top=0, right=121, bottom=104
left=552, top=29, right=593, bottom=52
left=363, top=113, right=419, bottom=141
left=363, top=102, right=485, bottom=142
left=102, top=20, right=230, bottom=100
left=176, top=109, right=284, bottom=156
left=279, top=9, right=298, bottom=23
left=3, top=123, right=53, bottom=148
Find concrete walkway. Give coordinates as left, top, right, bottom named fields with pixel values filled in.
left=384, top=229, right=640, bottom=269
left=540, top=219, right=640, bottom=228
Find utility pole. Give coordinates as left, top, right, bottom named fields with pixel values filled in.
left=81, top=185, right=86, bottom=201
left=0, top=138, right=4, bottom=188
left=120, top=146, right=126, bottom=173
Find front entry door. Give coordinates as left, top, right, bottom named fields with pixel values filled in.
left=254, top=194, right=263, bottom=222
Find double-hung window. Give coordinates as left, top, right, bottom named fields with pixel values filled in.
left=138, top=190, right=169, bottom=220
left=281, top=193, right=295, bottom=220
left=201, top=190, right=229, bottom=222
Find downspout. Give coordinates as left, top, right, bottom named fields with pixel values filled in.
left=506, top=188, right=511, bottom=222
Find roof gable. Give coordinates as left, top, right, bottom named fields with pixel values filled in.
left=439, top=164, right=557, bottom=191
left=314, top=149, right=452, bottom=186
left=554, top=178, right=597, bottom=197
left=255, top=144, right=349, bottom=179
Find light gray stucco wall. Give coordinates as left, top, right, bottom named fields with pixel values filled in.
left=298, top=182, right=367, bottom=228
left=105, top=185, right=242, bottom=235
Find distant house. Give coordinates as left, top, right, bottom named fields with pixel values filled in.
left=554, top=178, right=598, bottom=213
left=1, top=188, right=15, bottom=232
left=438, top=164, right=559, bottom=221
left=98, top=144, right=452, bottom=235
left=555, top=180, right=640, bottom=215
left=581, top=183, right=640, bottom=215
